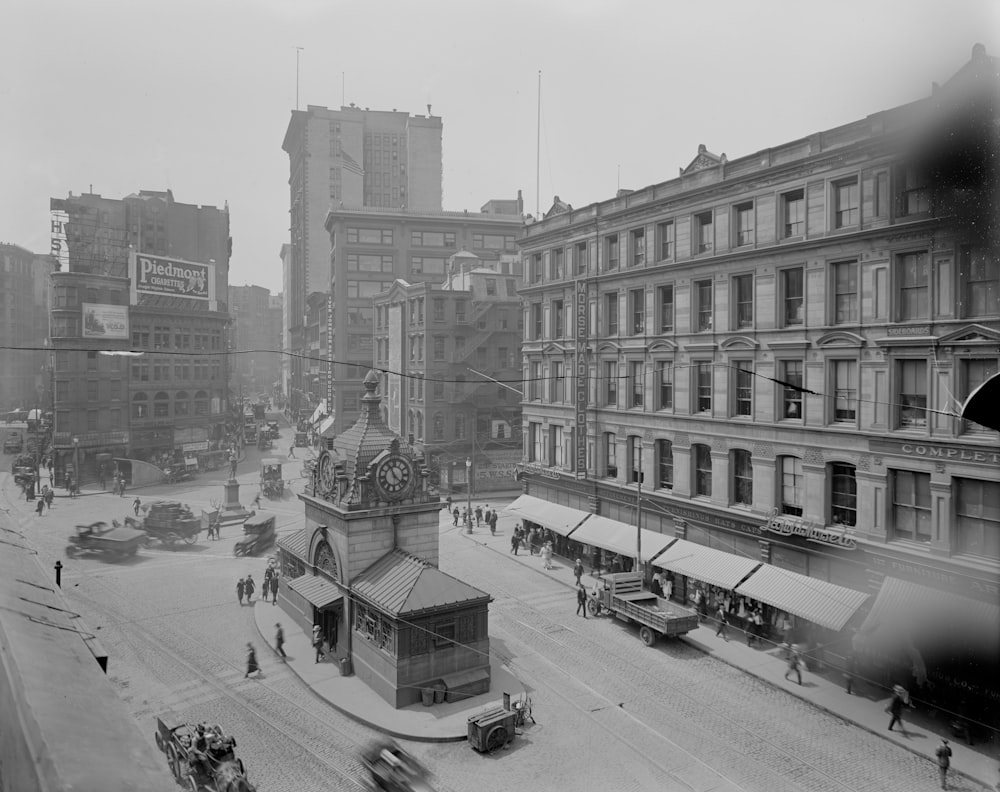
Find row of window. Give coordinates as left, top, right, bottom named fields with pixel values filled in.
left=526, top=246, right=996, bottom=342
left=525, top=164, right=931, bottom=284
left=130, top=359, right=222, bottom=383
left=131, top=390, right=213, bottom=419
left=525, top=428, right=999, bottom=560
left=526, top=356, right=996, bottom=434
left=399, top=409, right=517, bottom=444
left=130, top=327, right=223, bottom=351
left=52, top=284, right=127, bottom=308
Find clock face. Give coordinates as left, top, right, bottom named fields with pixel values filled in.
left=375, top=454, right=413, bottom=499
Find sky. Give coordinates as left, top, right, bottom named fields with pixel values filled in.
left=2, top=0, right=998, bottom=295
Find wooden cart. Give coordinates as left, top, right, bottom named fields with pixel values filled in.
left=467, top=705, right=516, bottom=754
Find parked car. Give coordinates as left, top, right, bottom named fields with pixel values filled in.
left=3, top=432, right=23, bottom=454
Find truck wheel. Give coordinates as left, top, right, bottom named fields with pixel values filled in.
left=639, top=626, right=656, bottom=646
left=154, top=731, right=164, bottom=752
left=587, top=599, right=600, bottom=616
left=65, top=545, right=78, bottom=558
left=234, top=544, right=245, bottom=557
left=183, top=532, right=198, bottom=545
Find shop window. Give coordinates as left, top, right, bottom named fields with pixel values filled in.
left=194, top=390, right=209, bottom=416
left=153, top=391, right=170, bottom=418
left=132, top=392, right=148, bottom=419
left=891, top=470, right=931, bottom=543
left=174, top=391, right=189, bottom=416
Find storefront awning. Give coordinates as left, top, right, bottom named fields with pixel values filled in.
left=277, top=527, right=309, bottom=559
left=569, top=515, right=677, bottom=564
left=310, top=399, right=327, bottom=425
left=286, top=574, right=343, bottom=609
left=736, top=565, right=869, bottom=632
left=859, top=576, right=1000, bottom=652
left=654, top=539, right=761, bottom=591
left=504, top=494, right=590, bottom=537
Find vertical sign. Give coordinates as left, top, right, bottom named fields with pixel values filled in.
left=574, top=278, right=588, bottom=476
left=49, top=199, right=69, bottom=270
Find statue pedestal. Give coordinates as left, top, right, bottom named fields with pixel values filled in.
left=220, top=479, right=251, bottom=524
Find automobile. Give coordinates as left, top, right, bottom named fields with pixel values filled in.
left=3, top=432, right=23, bottom=454
left=4, top=409, right=28, bottom=424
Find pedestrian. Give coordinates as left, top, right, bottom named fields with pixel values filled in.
left=474, top=505, right=482, bottom=526
left=887, top=685, right=908, bottom=732
left=269, top=573, right=279, bottom=604
left=244, top=574, right=255, bottom=603
left=244, top=643, right=259, bottom=678
left=35, top=497, right=44, bottom=516
left=844, top=653, right=857, bottom=695
left=312, top=624, right=324, bottom=663
left=452, top=507, right=459, bottom=527
left=132, top=497, right=141, bottom=516
left=236, top=577, right=245, bottom=605
left=748, top=609, right=763, bottom=647
left=98, top=466, right=106, bottom=491
left=288, top=444, right=295, bottom=459
left=445, top=495, right=453, bottom=513
left=784, top=648, right=803, bottom=685
left=576, top=583, right=588, bottom=618
left=489, top=511, right=498, bottom=535
left=274, top=623, right=287, bottom=660
left=118, top=476, right=126, bottom=497
left=573, top=558, right=584, bottom=586
left=510, top=532, right=521, bottom=555
left=484, top=507, right=491, bottom=525
left=252, top=492, right=261, bottom=510
left=936, top=738, right=952, bottom=789
left=715, top=604, right=729, bottom=641
left=44, top=487, right=54, bottom=510
left=541, top=542, right=553, bottom=570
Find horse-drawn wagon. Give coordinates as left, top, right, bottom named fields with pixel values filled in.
left=130, top=501, right=202, bottom=546
left=154, top=718, right=254, bottom=792
left=260, top=459, right=284, bottom=499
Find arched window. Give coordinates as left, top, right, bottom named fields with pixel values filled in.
left=153, top=391, right=170, bottom=418
left=432, top=412, right=444, bottom=440
left=415, top=411, right=423, bottom=441
left=194, top=390, right=209, bottom=416
left=454, top=413, right=466, bottom=440
left=693, top=443, right=712, bottom=497
left=132, top=391, right=148, bottom=419
left=780, top=456, right=803, bottom=515
left=830, top=462, right=857, bottom=526
left=732, top=449, right=753, bottom=506
left=174, top=390, right=190, bottom=416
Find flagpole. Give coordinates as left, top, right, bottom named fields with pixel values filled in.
left=295, top=46, right=304, bottom=110
left=536, top=69, right=541, bottom=217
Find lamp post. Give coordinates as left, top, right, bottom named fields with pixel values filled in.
left=465, top=457, right=472, bottom=533
left=72, top=437, right=79, bottom=493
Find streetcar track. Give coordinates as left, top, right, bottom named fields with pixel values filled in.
left=446, top=539, right=875, bottom=792
left=68, top=582, right=387, bottom=792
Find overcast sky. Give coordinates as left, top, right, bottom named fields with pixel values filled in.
left=2, top=0, right=998, bottom=294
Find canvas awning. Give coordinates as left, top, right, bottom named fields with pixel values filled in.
left=286, top=575, right=343, bottom=609
left=504, top=494, right=590, bottom=537
left=736, top=564, right=869, bottom=632
left=310, top=399, right=327, bottom=425
left=569, top=515, right=677, bottom=564
left=859, top=576, right=1000, bottom=652
left=654, top=539, right=761, bottom=590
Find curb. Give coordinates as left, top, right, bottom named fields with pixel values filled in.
left=458, top=527, right=994, bottom=789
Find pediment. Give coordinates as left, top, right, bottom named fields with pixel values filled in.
left=720, top=335, right=759, bottom=351
left=542, top=342, right=570, bottom=355
left=815, top=331, right=866, bottom=348
left=936, top=324, right=1000, bottom=346
left=597, top=341, right=622, bottom=355
left=681, top=144, right=725, bottom=176
left=648, top=338, right=678, bottom=353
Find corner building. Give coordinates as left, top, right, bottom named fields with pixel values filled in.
left=516, top=47, right=999, bottom=712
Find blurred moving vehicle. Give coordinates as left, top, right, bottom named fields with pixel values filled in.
left=66, top=522, right=146, bottom=559
left=360, top=741, right=436, bottom=792
left=260, top=459, right=284, bottom=499
left=3, top=431, right=22, bottom=454
left=233, top=512, right=276, bottom=557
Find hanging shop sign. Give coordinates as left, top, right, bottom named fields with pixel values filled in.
left=574, top=278, right=588, bottom=475
left=764, top=509, right=857, bottom=549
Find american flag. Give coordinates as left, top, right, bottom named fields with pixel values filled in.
left=341, top=149, right=364, bottom=176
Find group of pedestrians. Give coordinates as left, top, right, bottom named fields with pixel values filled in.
left=33, top=484, right=55, bottom=515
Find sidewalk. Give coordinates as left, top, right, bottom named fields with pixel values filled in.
left=249, top=593, right=524, bottom=742
left=459, top=502, right=1000, bottom=790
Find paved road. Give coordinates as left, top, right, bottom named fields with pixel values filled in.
left=2, top=470, right=985, bottom=792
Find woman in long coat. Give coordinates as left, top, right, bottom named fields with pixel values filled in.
left=244, top=643, right=259, bottom=678
left=244, top=574, right=255, bottom=603
left=236, top=577, right=245, bottom=605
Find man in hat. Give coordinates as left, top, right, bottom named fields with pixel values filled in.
left=935, top=738, right=952, bottom=789
left=274, top=623, right=286, bottom=660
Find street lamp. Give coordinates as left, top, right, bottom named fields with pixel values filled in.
left=465, top=457, right=472, bottom=533
left=72, top=437, right=79, bottom=492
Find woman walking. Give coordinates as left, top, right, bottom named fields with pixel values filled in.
left=244, top=574, right=255, bottom=604
left=244, top=643, right=260, bottom=678
left=236, top=577, right=245, bottom=605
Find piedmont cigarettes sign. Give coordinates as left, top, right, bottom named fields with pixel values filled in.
left=129, top=253, right=215, bottom=301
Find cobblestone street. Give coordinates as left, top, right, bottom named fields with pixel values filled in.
left=3, top=474, right=992, bottom=792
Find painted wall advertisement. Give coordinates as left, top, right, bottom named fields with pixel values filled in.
left=81, top=303, right=129, bottom=339
left=129, top=252, right=215, bottom=301
left=49, top=199, right=70, bottom=270
left=574, top=278, right=588, bottom=475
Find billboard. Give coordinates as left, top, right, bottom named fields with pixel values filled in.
left=82, top=303, right=129, bottom=339
left=49, top=199, right=69, bottom=270
left=129, top=252, right=215, bottom=302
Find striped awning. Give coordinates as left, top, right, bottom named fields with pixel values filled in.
left=736, top=565, right=869, bottom=632
left=286, top=575, right=343, bottom=609
left=654, top=539, right=761, bottom=590
left=277, top=528, right=309, bottom=559
left=504, top=494, right=590, bottom=537
left=569, top=515, right=677, bottom=564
